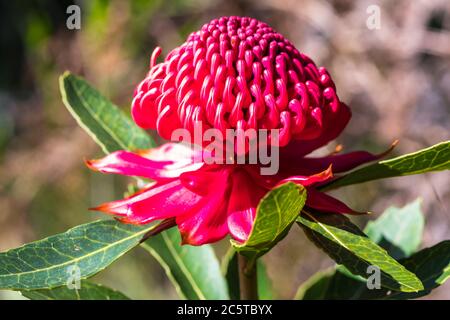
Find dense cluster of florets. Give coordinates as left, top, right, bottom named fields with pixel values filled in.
left=132, top=16, right=344, bottom=147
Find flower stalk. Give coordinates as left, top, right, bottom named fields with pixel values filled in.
left=238, top=253, right=258, bottom=300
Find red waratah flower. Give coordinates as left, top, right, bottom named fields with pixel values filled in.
left=87, top=16, right=394, bottom=245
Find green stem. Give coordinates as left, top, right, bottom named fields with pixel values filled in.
left=238, top=253, right=258, bottom=300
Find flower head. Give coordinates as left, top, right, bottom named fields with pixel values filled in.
left=88, top=16, right=393, bottom=245
left=132, top=16, right=349, bottom=148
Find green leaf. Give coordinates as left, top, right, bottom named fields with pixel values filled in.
left=387, top=241, right=450, bottom=299
left=295, top=200, right=431, bottom=299
left=60, top=72, right=155, bottom=154
left=295, top=265, right=380, bottom=300
left=257, top=259, right=274, bottom=300
left=21, top=281, right=130, bottom=300
left=294, top=267, right=335, bottom=300
left=232, top=183, right=307, bottom=260
left=365, top=198, right=424, bottom=259
left=221, top=248, right=240, bottom=300
left=298, top=210, right=423, bottom=292
left=141, top=228, right=229, bottom=300
left=0, top=220, right=155, bottom=290
left=322, top=141, right=450, bottom=190
left=221, top=248, right=274, bottom=300
left=297, top=241, right=450, bottom=300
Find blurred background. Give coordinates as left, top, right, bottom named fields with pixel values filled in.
left=0, top=0, right=449, bottom=299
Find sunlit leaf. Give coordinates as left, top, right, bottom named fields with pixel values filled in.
left=388, top=241, right=450, bottom=299
left=60, top=72, right=155, bottom=154
left=0, top=220, right=155, bottom=290
left=297, top=241, right=450, bottom=300
left=323, top=141, right=450, bottom=190
left=232, top=183, right=306, bottom=260
left=295, top=201, right=449, bottom=299
left=298, top=211, right=423, bottom=292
